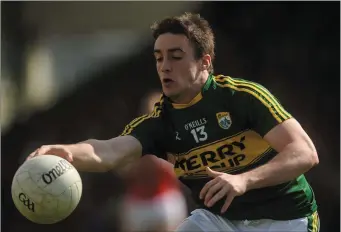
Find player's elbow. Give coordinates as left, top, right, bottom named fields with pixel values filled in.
left=295, top=137, right=319, bottom=170
left=305, top=139, right=319, bottom=168
left=309, top=150, right=319, bottom=167
left=301, top=146, right=319, bottom=170
left=291, top=141, right=319, bottom=172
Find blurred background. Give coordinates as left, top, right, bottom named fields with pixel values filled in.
left=1, top=1, right=339, bottom=231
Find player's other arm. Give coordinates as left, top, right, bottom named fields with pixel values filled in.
left=28, top=135, right=143, bottom=172
left=241, top=118, right=319, bottom=191
left=240, top=88, right=319, bottom=191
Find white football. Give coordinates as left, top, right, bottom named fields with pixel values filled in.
left=11, top=155, right=83, bottom=224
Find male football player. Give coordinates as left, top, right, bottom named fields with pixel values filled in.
left=28, top=13, right=320, bottom=231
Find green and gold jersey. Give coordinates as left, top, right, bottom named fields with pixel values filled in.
left=121, top=74, right=317, bottom=220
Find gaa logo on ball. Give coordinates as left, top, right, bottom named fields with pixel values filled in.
left=11, top=155, right=83, bottom=224
left=18, top=192, right=35, bottom=212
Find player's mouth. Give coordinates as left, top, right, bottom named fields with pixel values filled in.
left=162, top=78, right=175, bottom=86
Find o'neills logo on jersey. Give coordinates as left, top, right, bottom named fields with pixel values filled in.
left=216, top=112, right=232, bottom=129
left=184, top=117, right=207, bottom=131
left=41, top=159, right=74, bottom=185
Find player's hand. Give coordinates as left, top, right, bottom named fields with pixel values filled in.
left=27, top=145, right=73, bottom=162
left=199, top=167, right=247, bottom=213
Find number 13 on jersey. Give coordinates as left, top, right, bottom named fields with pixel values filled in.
left=190, top=126, right=208, bottom=143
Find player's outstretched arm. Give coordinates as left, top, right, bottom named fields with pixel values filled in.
left=27, top=135, right=142, bottom=172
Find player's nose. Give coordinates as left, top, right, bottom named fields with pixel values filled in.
left=161, top=59, right=172, bottom=73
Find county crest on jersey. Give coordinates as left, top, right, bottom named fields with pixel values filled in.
left=216, top=112, right=232, bottom=129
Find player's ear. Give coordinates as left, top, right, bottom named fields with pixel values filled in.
left=201, top=54, right=212, bottom=71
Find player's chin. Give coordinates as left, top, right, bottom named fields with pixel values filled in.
left=162, top=88, right=181, bottom=99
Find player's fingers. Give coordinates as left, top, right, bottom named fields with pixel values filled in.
left=64, top=151, right=73, bottom=162
left=26, top=147, right=47, bottom=161
left=199, top=177, right=220, bottom=199
left=35, top=145, right=52, bottom=156
left=47, top=146, right=73, bottom=162
left=40, top=146, right=73, bottom=162
left=26, top=149, right=39, bottom=160
left=26, top=146, right=48, bottom=160
left=26, top=145, right=73, bottom=162
left=206, top=186, right=229, bottom=207
left=204, top=181, right=224, bottom=205
left=221, top=192, right=235, bottom=214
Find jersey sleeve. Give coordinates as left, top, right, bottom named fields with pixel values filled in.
left=120, top=111, right=165, bottom=157
left=244, top=83, right=293, bottom=137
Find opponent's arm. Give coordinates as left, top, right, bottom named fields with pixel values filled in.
left=28, top=135, right=143, bottom=172
left=240, top=118, right=319, bottom=191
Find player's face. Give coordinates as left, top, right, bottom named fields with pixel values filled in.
left=154, top=33, right=203, bottom=100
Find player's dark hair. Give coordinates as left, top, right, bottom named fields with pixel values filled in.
left=150, top=12, right=215, bottom=73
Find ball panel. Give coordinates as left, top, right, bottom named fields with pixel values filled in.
left=69, top=181, right=82, bottom=212
left=15, top=172, right=45, bottom=204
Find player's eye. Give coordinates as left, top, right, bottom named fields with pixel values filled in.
left=155, top=57, right=163, bottom=62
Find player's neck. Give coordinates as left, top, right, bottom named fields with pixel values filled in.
left=171, top=73, right=209, bottom=104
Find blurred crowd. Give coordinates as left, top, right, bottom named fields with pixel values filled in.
left=2, top=2, right=339, bottom=232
